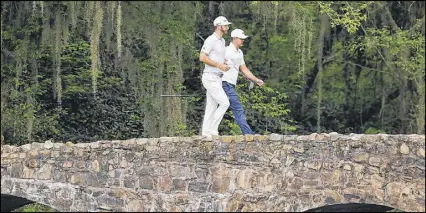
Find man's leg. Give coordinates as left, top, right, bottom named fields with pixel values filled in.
left=222, top=82, right=255, bottom=135
left=202, top=73, right=230, bottom=135
left=201, top=90, right=217, bottom=136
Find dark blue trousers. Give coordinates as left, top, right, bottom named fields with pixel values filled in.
left=222, top=81, right=255, bottom=134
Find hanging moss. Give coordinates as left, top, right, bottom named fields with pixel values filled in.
left=107, top=1, right=116, bottom=28
left=300, top=15, right=306, bottom=78
left=85, top=1, right=95, bottom=38
left=70, top=1, right=77, bottom=33
left=116, top=1, right=122, bottom=60
left=54, top=9, right=62, bottom=106
left=26, top=93, right=35, bottom=141
left=40, top=1, right=44, bottom=17
left=62, top=12, right=69, bottom=46
left=41, top=2, right=51, bottom=48
left=32, top=1, right=37, bottom=17
left=90, top=1, right=104, bottom=96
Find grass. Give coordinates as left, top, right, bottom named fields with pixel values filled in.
left=13, top=203, right=58, bottom=212
left=386, top=209, right=405, bottom=212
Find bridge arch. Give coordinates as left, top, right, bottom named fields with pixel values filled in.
left=1, top=133, right=424, bottom=212
left=303, top=203, right=394, bottom=212
left=1, top=194, right=34, bottom=212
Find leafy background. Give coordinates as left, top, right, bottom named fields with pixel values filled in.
left=1, top=1, right=424, bottom=146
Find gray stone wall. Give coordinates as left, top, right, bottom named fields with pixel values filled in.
left=1, top=133, right=425, bottom=212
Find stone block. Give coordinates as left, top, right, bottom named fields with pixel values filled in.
left=368, top=157, right=381, bottom=167
left=157, top=176, right=172, bottom=192
left=63, top=161, right=73, bottom=168
left=245, top=134, right=254, bottom=142
left=22, top=166, right=35, bottom=179
left=221, top=136, right=234, bottom=143
left=270, top=133, right=282, bottom=141
left=343, top=164, right=352, bottom=171
left=353, top=163, right=365, bottom=173
left=293, top=146, right=305, bottom=153
left=44, top=140, right=53, bottom=149
left=305, top=161, right=322, bottom=170
left=126, top=200, right=144, bottom=212
left=90, top=142, right=100, bottom=149
left=353, top=152, right=369, bottom=163
left=170, top=165, right=190, bottom=178
left=28, top=150, right=39, bottom=158
left=92, top=160, right=100, bottom=172
left=236, top=169, right=253, bottom=189
left=28, top=159, right=38, bottom=168
left=20, top=144, right=32, bottom=151
left=123, top=177, right=137, bottom=189
left=139, top=176, right=154, bottom=190
left=188, top=181, right=208, bottom=193
left=418, top=148, right=425, bottom=158
left=400, top=143, right=410, bottom=154
left=211, top=176, right=230, bottom=193
left=173, top=179, right=187, bottom=191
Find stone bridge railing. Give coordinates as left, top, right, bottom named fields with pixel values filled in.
left=1, top=133, right=425, bottom=212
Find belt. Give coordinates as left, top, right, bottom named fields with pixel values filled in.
left=205, top=72, right=223, bottom=78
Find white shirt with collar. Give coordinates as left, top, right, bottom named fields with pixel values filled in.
left=201, top=32, right=226, bottom=74
left=223, top=42, right=245, bottom=85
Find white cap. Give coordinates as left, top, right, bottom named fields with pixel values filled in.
left=213, top=16, right=232, bottom=26
left=231, top=29, right=249, bottom=39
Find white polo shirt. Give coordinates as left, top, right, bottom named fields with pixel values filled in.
left=222, top=42, right=245, bottom=85
left=201, top=32, right=226, bottom=74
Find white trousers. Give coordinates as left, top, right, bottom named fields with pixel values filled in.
left=201, top=73, right=230, bottom=136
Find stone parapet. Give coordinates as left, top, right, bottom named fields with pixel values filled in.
left=1, top=133, right=425, bottom=212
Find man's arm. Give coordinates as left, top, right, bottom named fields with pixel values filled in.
left=240, top=64, right=264, bottom=86
left=200, top=52, right=229, bottom=72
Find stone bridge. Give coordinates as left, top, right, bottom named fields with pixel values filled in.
left=1, top=133, right=425, bottom=212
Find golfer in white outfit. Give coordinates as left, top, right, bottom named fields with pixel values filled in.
left=199, top=16, right=232, bottom=136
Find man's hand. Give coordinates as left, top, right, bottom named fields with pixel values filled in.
left=200, top=52, right=229, bottom=71
left=218, top=63, right=230, bottom=72
left=256, top=79, right=264, bottom=86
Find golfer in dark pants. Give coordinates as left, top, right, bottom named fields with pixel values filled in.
left=222, top=29, right=264, bottom=135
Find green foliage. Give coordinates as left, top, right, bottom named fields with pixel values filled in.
left=222, top=119, right=243, bottom=136
left=1, top=1, right=424, bottom=145
left=363, top=21, right=425, bottom=78
left=364, top=127, right=386, bottom=134
left=13, top=203, right=57, bottom=212
left=174, top=123, right=197, bottom=137
left=220, top=80, right=296, bottom=135
left=319, top=1, right=372, bottom=34
left=386, top=209, right=405, bottom=212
